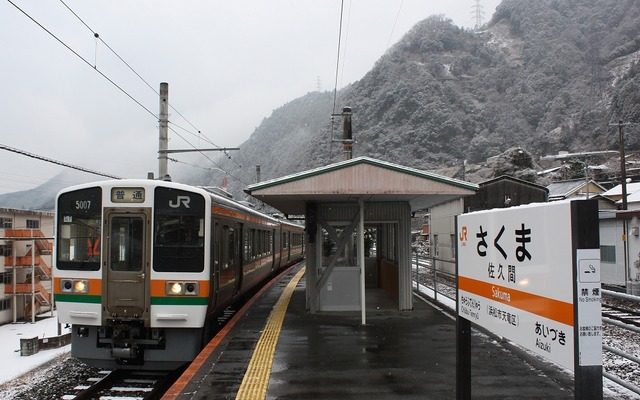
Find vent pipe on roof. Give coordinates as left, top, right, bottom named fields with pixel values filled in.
left=256, top=164, right=261, bottom=183
left=343, top=106, right=353, bottom=160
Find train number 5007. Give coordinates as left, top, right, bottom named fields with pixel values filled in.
left=75, top=200, right=92, bottom=210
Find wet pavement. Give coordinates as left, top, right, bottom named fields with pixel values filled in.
left=170, top=263, right=614, bottom=399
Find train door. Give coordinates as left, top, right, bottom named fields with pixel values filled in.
left=104, top=208, right=151, bottom=321
left=216, top=220, right=241, bottom=304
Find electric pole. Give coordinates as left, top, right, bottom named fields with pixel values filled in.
left=159, top=82, right=169, bottom=180
left=157, top=82, right=239, bottom=181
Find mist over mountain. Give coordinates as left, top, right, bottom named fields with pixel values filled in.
left=4, top=0, right=640, bottom=209
left=0, top=170, right=103, bottom=211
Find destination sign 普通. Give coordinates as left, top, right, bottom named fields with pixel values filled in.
left=111, top=187, right=145, bottom=203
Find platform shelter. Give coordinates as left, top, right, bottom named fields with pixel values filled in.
left=245, top=157, right=477, bottom=323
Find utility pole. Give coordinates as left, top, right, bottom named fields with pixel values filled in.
left=157, top=82, right=239, bottom=181
left=618, top=120, right=628, bottom=210
left=159, top=82, right=169, bottom=180
left=610, top=120, right=632, bottom=286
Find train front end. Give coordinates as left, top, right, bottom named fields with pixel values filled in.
left=54, top=180, right=211, bottom=369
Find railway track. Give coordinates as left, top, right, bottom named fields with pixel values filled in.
left=61, top=303, right=243, bottom=400
left=602, top=303, right=640, bottom=328
left=63, top=368, right=183, bottom=400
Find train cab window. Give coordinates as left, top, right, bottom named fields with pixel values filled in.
left=109, top=216, right=143, bottom=272
left=153, top=187, right=205, bottom=273
left=56, top=187, right=102, bottom=271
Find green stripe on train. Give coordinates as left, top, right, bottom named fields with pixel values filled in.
left=151, top=297, right=209, bottom=306
left=53, top=294, right=207, bottom=306
left=54, top=294, right=102, bottom=303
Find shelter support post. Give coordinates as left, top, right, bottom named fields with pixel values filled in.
left=359, top=198, right=366, bottom=325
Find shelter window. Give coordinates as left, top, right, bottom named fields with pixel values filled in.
left=600, top=245, right=615, bottom=263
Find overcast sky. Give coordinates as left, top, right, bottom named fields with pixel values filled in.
left=0, top=0, right=501, bottom=195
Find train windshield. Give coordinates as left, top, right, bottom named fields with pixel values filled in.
left=56, top=187, right=102, bottom=271
left=153, top=187, right=205, bottom=272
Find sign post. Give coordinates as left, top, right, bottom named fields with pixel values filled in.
left=456, top=200, right=602, bottom=399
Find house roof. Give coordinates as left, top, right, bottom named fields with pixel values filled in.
left=479, top=175, right=549, bottom=192
left=546, top=179, right=605, bottom=200
left=602, top=182, right=640, bottom=197
left=245, top=157, right=478, bottom=215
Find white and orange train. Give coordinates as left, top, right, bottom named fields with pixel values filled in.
left=53, top=179, right=303, bottom=369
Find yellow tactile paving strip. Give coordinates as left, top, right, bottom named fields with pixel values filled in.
left=235, top=267, right=305, bottom=400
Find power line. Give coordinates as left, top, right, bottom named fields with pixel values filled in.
left=332, top=0, right=346, bottom=116
left=11, top=0, right=239, bottom=180
left=6, top=0, right=157, bottom=119
left=58, top=0, right=228, bottom=157
left=59, top=0, right=158, bottom=94
left=386, top=0, right=404, bottom=50
left=0, top=143, right=122, bottom=179
left=329, top=0, right=347, bottom=158
left=168, top=127, right=248, bottom=186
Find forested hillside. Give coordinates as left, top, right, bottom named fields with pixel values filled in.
left=202, top=0, right=640, bottom=198
left=3, top=0, right=640, bottom=210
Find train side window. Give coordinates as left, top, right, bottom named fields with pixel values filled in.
left=244, top=229, right=251, bottom=262
left=227, top=226, right=236, bottom=269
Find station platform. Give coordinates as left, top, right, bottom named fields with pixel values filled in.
left=163, top=262, right=606, bottom=400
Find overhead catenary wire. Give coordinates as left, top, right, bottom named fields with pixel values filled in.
left=6, top=0, right=157, bottom=120
left=0, top=143, right=122, bottom=179
left=168, top=127, right=248, bottom=186
left=386, top=0, right=404, bottom=50
left=9, top=0, right=239, bottom=182
left=329, top=0, right=347, bottom=158
left=337, top=0, right=352, bottom=91
left=331, top=0, right=346, bottom=116
left=58, top=0, right=229, bottom=158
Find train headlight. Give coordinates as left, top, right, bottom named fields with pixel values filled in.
left=166, top=281, right=199, bottom=296
left=74, top=280, right=87, bottom=292
left=168, top=282, right=184, bottom=295
left=61, top=279, right=89, bottom=294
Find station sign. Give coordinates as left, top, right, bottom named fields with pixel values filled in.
left=457, top=200, right=602, bottom=372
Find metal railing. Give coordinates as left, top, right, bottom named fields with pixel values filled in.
left=601, top=289, right=640, bottom=395
left=411, top=254, right=456, bottom=305
left=411, top=255, right=640, bottom=396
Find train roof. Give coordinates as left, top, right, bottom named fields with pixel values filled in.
left=57, top=179, right=302, bottom=229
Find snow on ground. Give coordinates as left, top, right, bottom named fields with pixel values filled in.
left=0, top=312, right=71, bottom=385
